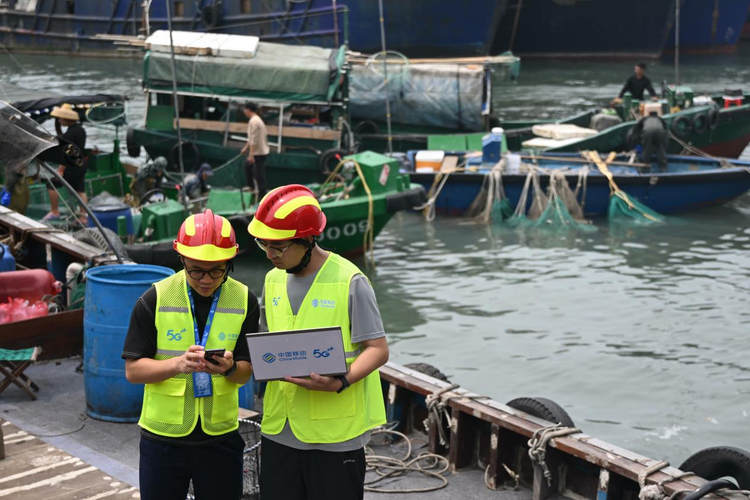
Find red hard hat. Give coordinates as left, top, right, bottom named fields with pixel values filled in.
left=174, top=209, right=238, bottom=262
left=247, top=184, right=326, bottom=241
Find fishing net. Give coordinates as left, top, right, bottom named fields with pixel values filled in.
left=607, top=190, right=665, bottom=225
left=466, top=163, right=513, bottom=223
left=509, top=170, right=596, bottom=232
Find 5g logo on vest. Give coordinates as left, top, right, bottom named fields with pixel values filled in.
left=166, top=328, right=186, bottom=341
left=313, top=347, right=334, bottom=358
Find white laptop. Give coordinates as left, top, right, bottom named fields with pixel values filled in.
left=246, top=327, right=347, bottom=382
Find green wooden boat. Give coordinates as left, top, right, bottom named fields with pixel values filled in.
left=123, top=151, right=425, bottom=269
left=501, top=86, right=750, bottom=158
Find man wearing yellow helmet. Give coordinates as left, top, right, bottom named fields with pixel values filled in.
left=247, top=185, right=388, bottom=500
left=122, top=209, right=259, bottom=500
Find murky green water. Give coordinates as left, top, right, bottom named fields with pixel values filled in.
left=3, top=45, right=750, bottom=465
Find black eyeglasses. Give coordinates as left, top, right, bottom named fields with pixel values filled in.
left=255, top=238, right=295, bottom=258
left=185, top=267, right=227, bottom=280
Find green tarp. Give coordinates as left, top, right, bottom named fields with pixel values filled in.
left=145, top=43, right=346, bottom=102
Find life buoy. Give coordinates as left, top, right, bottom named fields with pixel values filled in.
left=707, top=107, right=720, bottom=130
left=200, top=4, right=223, bottom=29
left=506, top=397, right=576, bottom=427
left=692, top=112, right=709, bottom=135
left=126, top=127, right=141, bottom=158
left=670, top=115, right=692, bottom=139
left=680, top=446, right=750, bottom=489
left=168, top=141, right=201, bottom=172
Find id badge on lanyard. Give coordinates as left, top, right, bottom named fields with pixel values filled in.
left=188, top=285, right=221, bottom=398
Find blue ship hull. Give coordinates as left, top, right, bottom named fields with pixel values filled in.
left=665, top=0, right=750, bottom=52
left=0, top=0, right=506, bottom=57
left=411, top=155, right=750, bottom=216
left=491, top=0, right=675, bottom=59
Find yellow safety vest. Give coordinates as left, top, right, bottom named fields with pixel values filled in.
left=138, top=271, right=248, bottom=437
left=261, top=253, right=386, bottom=443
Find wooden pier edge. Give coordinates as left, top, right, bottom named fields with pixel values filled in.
left=379, top=362, right=742, bottom=500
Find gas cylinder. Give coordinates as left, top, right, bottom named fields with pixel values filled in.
left=0, top=269, right=63, bottom=302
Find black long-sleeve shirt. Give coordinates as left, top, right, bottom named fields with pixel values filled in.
left=618, top=75, right=657, bottom=100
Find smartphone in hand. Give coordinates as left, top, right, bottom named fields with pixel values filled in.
left=204, top=348, right=226, bottom=365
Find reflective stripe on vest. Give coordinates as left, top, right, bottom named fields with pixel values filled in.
left=261, top=253, right=386, bottom=444
left=139, top=271, right=248, bottom=438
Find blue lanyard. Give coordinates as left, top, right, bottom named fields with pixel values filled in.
left=187, top=284, right=221, bottom=347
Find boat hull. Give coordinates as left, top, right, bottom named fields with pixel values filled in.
left=0, top=0, right=506, bottom=57
left=410, top=157, right=750, bottom=217
left=491, top=0, right=675, bottom=59
left=664, top=0, right=750, bottom=53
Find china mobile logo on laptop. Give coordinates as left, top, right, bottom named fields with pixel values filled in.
left=262, top=353, right=276, bottom=363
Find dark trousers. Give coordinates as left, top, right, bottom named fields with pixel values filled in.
left=259, top=436, right=366, bottom=500
left=642, top=128, right=668, bottom=172
left=139, top=432, right=244, bottom=500
left=244, top=155, right=268, bottom=200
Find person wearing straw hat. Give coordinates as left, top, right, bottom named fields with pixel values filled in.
left=247, top=185, right=388, bottom=500
left=44, top=103, right=88, bottom=222
left=122, top=209, right=259, bottom=500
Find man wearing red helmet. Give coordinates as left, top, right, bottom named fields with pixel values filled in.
left=248, top=185, right=389, bottom=500
left=122, top=209, right=259, bottom=500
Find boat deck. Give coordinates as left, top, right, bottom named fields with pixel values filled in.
left=0, top=357, right=543, bottom=499
left=0, top=419, right=139, bottom=499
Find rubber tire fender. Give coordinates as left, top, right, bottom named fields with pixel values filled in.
left=201, top=4, right=223, bottom=29
left=707, top=107, right=720, bottom=130
left=692, top=112, right=709, bottom=135
left=168, top=141, right=201, bottom=172
left=506, top=397, right=576, bottom=427
left=671, top=115, right=692, bottom=140
left=319, top=148, right=348, bottom=174
left=679, top=446, right=750, bottom=489
left=353, top=121, right=380, bottom=135
left=74, top=227, right=129, bottom=259
left=404, top=362, right=451, bottom=383
left=139, top=188, right=166, bottom=207
left=126, top=127, right=142, bottom=158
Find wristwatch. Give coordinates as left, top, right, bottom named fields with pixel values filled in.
left=222, top=360, right=238, bottom=377
left=336, top=375, right=350, bottom=394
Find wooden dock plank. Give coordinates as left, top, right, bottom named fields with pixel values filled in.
left=0, top=419, right=139, bottom=500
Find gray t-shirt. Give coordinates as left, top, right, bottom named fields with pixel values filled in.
left=258, top=269, right=385, bottom=452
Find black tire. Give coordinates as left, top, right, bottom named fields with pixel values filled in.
left=168, top=141, right=201, bottom=172
left=680, top=447, right=750, bottom=489
left=125, top=241, right=182, bottom=269
left=201, top=4, right=223, bottom=29
left=506, top=397, right=575, bottom=427
left=404, top=363, right=451, bottom=383
left=692, top=112, right=709, bottom=135
left=708, top=107, right=720, bottom=130
left=671, top=115, right=692, bottom=139
left=139, top=188, right=166, bottom=206
left=74, top=227, right=129, bottom=259
left=353, top=121, right=380, bottom=135
left=319, top=148, right=348, bottom=174
left=126, top=127, right=141, bottom=158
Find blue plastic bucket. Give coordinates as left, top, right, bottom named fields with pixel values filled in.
left=88, top=204, right=134, bottom=235
left=84, top=264, right=174, bottom=422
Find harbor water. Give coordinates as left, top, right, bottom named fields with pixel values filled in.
left=2, top=46, right=750, bottom=466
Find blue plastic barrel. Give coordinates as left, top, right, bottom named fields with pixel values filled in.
left=88, top=204, right=134, bottom=235
left=0, top=244, right=15, bottom=272
left=84, top=264, right=174, bottom=422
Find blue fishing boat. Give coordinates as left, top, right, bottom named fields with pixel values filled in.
left=410, top=153, right=750, bottom=216
left=0, top=0, right=506, bottom=57
left=491, top=0, right=675, bottom=59
left=664, top=0, right=750, bottom=53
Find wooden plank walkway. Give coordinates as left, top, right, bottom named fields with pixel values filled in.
left=0, top=419, right=140, bottom=499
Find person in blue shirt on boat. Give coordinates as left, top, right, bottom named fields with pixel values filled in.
left=632, top=112, right=668, bottom=172
left=612, top=63, right=659, bottom=104
left=181, top=163, right=213, bottom=201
